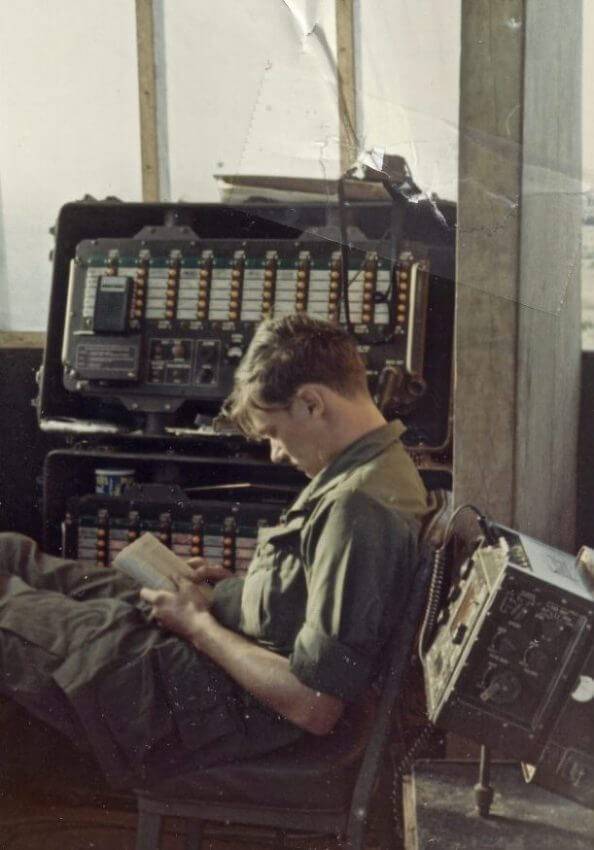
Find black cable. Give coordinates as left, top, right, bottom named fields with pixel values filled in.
left=380, top=167, right=452, bottom=234
left=418, top=544, right=448, bottom=659
left=378, top=186, right=413, bottom=346
left=437, top=502, right=492, bottom=563
left=337, top=176, right=353, bottom=333
left=418, top=503, right=495, bottom=663
left=337, top=178, right=407, bottom=345
left=389, top=503, right=497, bottom=841
left=390, top=722, right=437, bottom=841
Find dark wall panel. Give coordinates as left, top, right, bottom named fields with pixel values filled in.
left=0, top=348, right=63, bottom=541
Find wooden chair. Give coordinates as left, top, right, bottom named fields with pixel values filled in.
left=134, top=540, right=438, bottom=850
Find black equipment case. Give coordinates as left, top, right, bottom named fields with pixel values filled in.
left=36, top=197, right=456, bottom=559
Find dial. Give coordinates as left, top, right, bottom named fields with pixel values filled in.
left=523, top=643, right=550, bottom=673
left=491, top=632, right=518, bottom=657
left=480, top=670, right=522, bottom=705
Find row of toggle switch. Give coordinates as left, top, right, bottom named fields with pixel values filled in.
left=85, top=250, right=405, bottom=328
left=79, top=509, right=267, bottom=574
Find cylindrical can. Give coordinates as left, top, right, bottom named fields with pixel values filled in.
left=95, top=468, right=136, bottom=497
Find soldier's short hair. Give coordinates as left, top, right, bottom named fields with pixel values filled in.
left=220, top=314, right=368, bottom=438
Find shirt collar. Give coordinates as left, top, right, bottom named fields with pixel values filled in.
left=289, top=420, right=406, bottom=512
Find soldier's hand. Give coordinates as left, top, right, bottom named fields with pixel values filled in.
left=140, top=579, right=211, bottom=640
left=185, top=558, right=234, bottom=585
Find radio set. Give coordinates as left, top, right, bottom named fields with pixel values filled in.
left=423, top=514, right=594, bottom=808
left=522, top=642, right=594, bottom=808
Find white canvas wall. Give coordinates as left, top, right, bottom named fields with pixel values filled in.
left=357, top=0, right=461, bottom=201
left=0, top=0, right=463, bottom=331
left=161, top=0, right=340, bottom=201
left=0, top=0, right=141, bottom=332
left=162, top=0, right=461, bottom=202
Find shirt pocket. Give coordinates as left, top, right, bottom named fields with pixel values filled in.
left=241, top=514, right=306, bottom=640
left=255, top=513, right=307, bottom=565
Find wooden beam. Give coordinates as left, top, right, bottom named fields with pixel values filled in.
left=455, top=0, right=582, bottom=551
left=135, top=0, right=160, bottom=202
left=514, top=0, right=582, bottom=549
left=335, top=0, right=358, bottom=174
left=455, top=0, right=523, bottom=529
left=0, top=332, right=45, bottom=349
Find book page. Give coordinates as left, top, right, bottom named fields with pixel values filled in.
left=113, top=532, right=187, bottom=591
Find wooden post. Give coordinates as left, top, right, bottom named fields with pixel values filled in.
left=135, top=0, right=161, bottom=202
left=335, top=0, right=358, bottom=175
left=0, top=332, right=45, bottom=348
left=455, top=0, right=582, bottom=551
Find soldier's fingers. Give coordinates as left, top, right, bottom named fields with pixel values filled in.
left=140, top=587, right=158, bottom=603
left=186, top=557, right=209, bottom=570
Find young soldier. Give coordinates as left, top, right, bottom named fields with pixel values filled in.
left=0, top=314, right=429, bottom=789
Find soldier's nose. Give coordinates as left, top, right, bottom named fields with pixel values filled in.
left=270, top=439, right=286, bottom=464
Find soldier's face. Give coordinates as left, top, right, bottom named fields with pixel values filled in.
left=250, top=400, right=326, bottom=478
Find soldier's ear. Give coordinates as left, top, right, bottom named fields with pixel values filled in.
left=295, top=385, right=324, bottom=418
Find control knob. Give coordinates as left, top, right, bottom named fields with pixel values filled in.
left=491, top=632, right=518, bottom=657
left=479, top=670, right=522, bottom=705
left=523, top=643, right=550, bottom=673
left=226, top=345, right=244, bottom=366
left=199, top=365, right=214, bottom=384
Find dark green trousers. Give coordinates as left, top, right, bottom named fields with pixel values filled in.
left=0, top=534, right=301, bottom=790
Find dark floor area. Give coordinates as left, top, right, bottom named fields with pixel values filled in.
left=0, top=791, right=350, bottom=850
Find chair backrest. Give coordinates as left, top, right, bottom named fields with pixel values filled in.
left=344, top=490, right=452, bottom=845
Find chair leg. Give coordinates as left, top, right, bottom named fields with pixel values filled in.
left=184, top=819, right=204, bottom=850
left=374, top=750, right=403, bottom=850
left=342, top=819, right=366, bottom=850
left=273, top=828, right=287, bottom=849
left=136, top=810, right=163, bottom=850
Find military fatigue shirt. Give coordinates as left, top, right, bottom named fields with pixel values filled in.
left=212, top=420, right=429, bottom=702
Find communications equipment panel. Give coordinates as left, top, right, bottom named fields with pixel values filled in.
left=424, top=528, right=594, bottom=766
left=523, top=644, right=594, bottom=807
left=61, top=237, right=429, bottom=418
left=41, top=446, right=304, bottom=557
left=63, top=489, right=287, bottom=577
left=37, top=201, right=455, bottom=458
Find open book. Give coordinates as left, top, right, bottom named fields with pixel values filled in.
left=113, top=532, right=190, bottom=592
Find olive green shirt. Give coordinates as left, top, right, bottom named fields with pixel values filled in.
left=211, top=421, right=429, bottom=702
